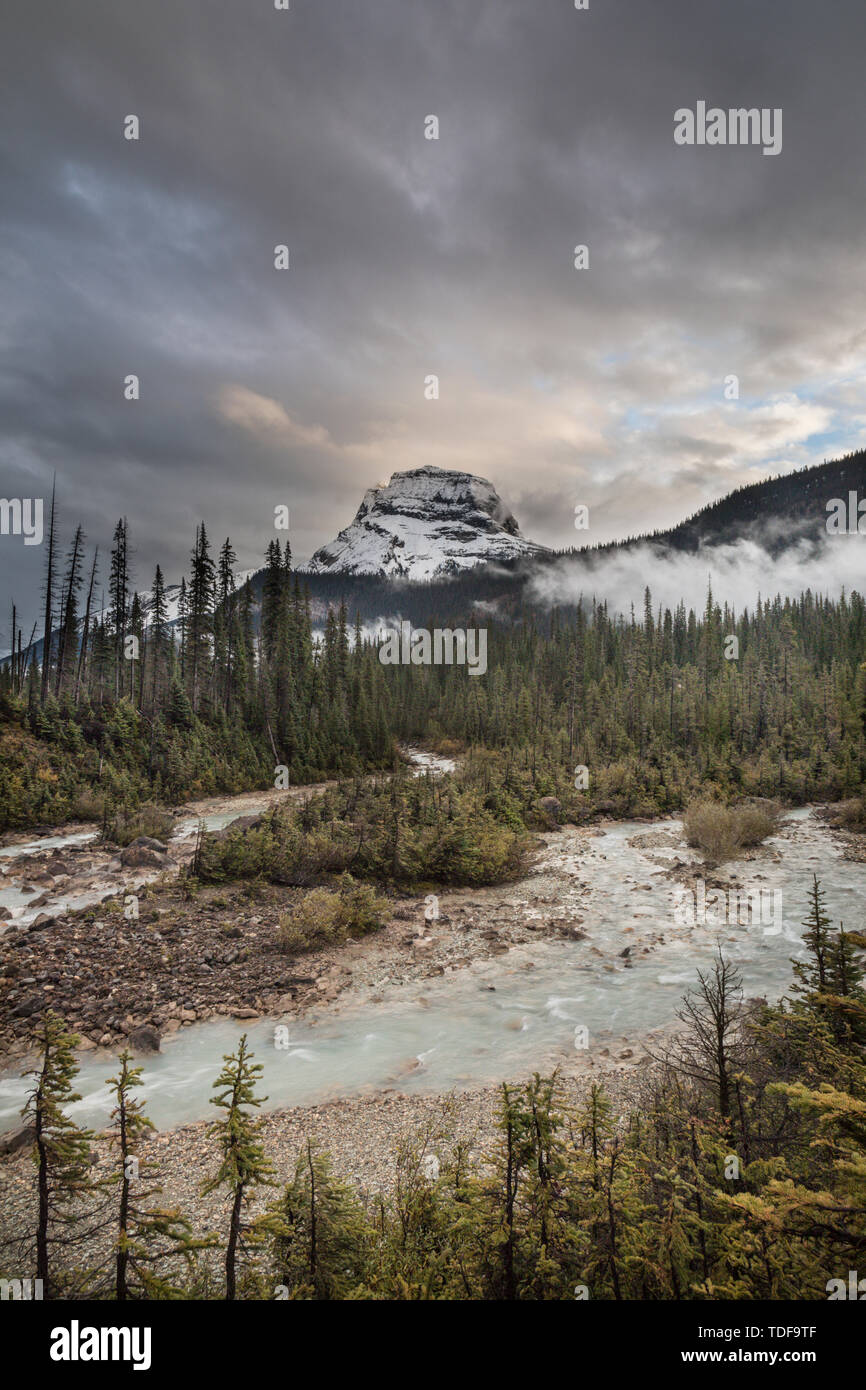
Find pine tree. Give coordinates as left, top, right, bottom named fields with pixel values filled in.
left=792, top=874, right=834, bottom=1002
left=187, top=523, right=215, bottom=713
left=202, top=1036, right=274, bottom=1299
left=55, top=525, right=84, bottom=696
left=74, top=546, right=99, bottom=702
left=40, top=477, right=57, bottom=701
left=107, top=1052, right=199, bottom=1300
left=148, top=564, right=169, bottom=711
left=264, top=1142, right=371, bottom=1299
left=108, top=518, right=130, bottom=700
left=23, top=1012, right=102, bottom=1298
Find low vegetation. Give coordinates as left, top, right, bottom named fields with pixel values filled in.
left=828, top=795, right=866, bottom=832
left=100, top=801, right=176, bottom=846
left=276, top=876, right=390, bottom=953
left=683, top=797, right=779, bottom=862
left=196, top=771, right=533, bottom=890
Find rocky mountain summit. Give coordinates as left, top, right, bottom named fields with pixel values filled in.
left=305, top=466, right=546, bottom=579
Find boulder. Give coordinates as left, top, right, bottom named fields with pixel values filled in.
left=537, top=796, right=562, bottom=824
left=0, top=1122, right=36, bottom=1157
left=28, top=915, right=55, bottom=932
left=127, top=1024, right=161, bottom=1054
left=214, top=815, right=263, bottom=841
left=11, top=998, right=39, bottom=1017
left=120, top=838, right=168, bottom=868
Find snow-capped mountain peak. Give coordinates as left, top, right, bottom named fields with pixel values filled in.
left=305, top=466, right=546, bottom=580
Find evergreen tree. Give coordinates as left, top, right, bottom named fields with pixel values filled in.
left=107, top=1053, right=199, bottom=1300
left=202, top=1036, right=274, bottom=1299
left=22, top=1012, right=102, bottom=1298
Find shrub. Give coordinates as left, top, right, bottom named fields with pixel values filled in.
left=69, top=789, right=106, bottom=822
left=830, top=797, right=866, bottom=832
left=276, top=876, right=390, bottom=954
left=683, top=799, right=779, bottom=862
left=334, top=874, right=389, bottom=934
left=102, top=801, right=176, bottom=846
left=199, top=777, right=531, bottom=889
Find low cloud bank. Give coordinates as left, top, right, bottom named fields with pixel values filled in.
left=527, top=535, right=864, bottom=616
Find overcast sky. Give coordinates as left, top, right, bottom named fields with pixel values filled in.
left=2, top=0, right=866, bottom=638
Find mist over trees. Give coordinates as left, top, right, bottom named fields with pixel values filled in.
left=1, top=486, right=865, bottom=831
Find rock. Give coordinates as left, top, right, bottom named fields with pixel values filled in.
left=28, top=915, right=56, bottom=932
left=132, top=836, right=168, bottom=853
left=127, top=1024, right=162, bottom=1054
left=120, top=838, right=169, bottom=868
left=11, top=998, right=39, bottom=1017
left=214, top=815, right=263, bottom=840
left=618, top=1049, right=634, bottom=1059
left=537, top=796, right=562, bottom=824
left=98, top=1033, right=113, bottom=1047
left=230, top=1007, right=259, bottom=1019
left=0, top=1122, right=36, bottom=1157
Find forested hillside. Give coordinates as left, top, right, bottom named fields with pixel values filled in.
left=1, top=488, right=865, bottom=830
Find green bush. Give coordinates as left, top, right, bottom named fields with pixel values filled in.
left=276, top=875, right=390, bottom=954
left=103, top=801, right=176, bottom=846
left=199, top=776, right=533, bottom=889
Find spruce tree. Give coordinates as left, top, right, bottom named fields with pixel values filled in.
left=202, top=1035, right=274, bottom=1299
left=107, top=1052, right=200, bottom=1300
left=23, top=1012, right=102, bottom=1298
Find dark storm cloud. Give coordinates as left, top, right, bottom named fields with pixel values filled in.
left=2, top=0, right=865, bottom=637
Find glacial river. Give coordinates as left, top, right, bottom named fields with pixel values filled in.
left=1, top=805, right=862, bottom=1134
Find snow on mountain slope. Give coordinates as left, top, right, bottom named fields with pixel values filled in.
left=305, top=466, right=546, bottom=579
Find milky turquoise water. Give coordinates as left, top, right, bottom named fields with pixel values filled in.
left=1, top=807, right=860, bottom=1134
